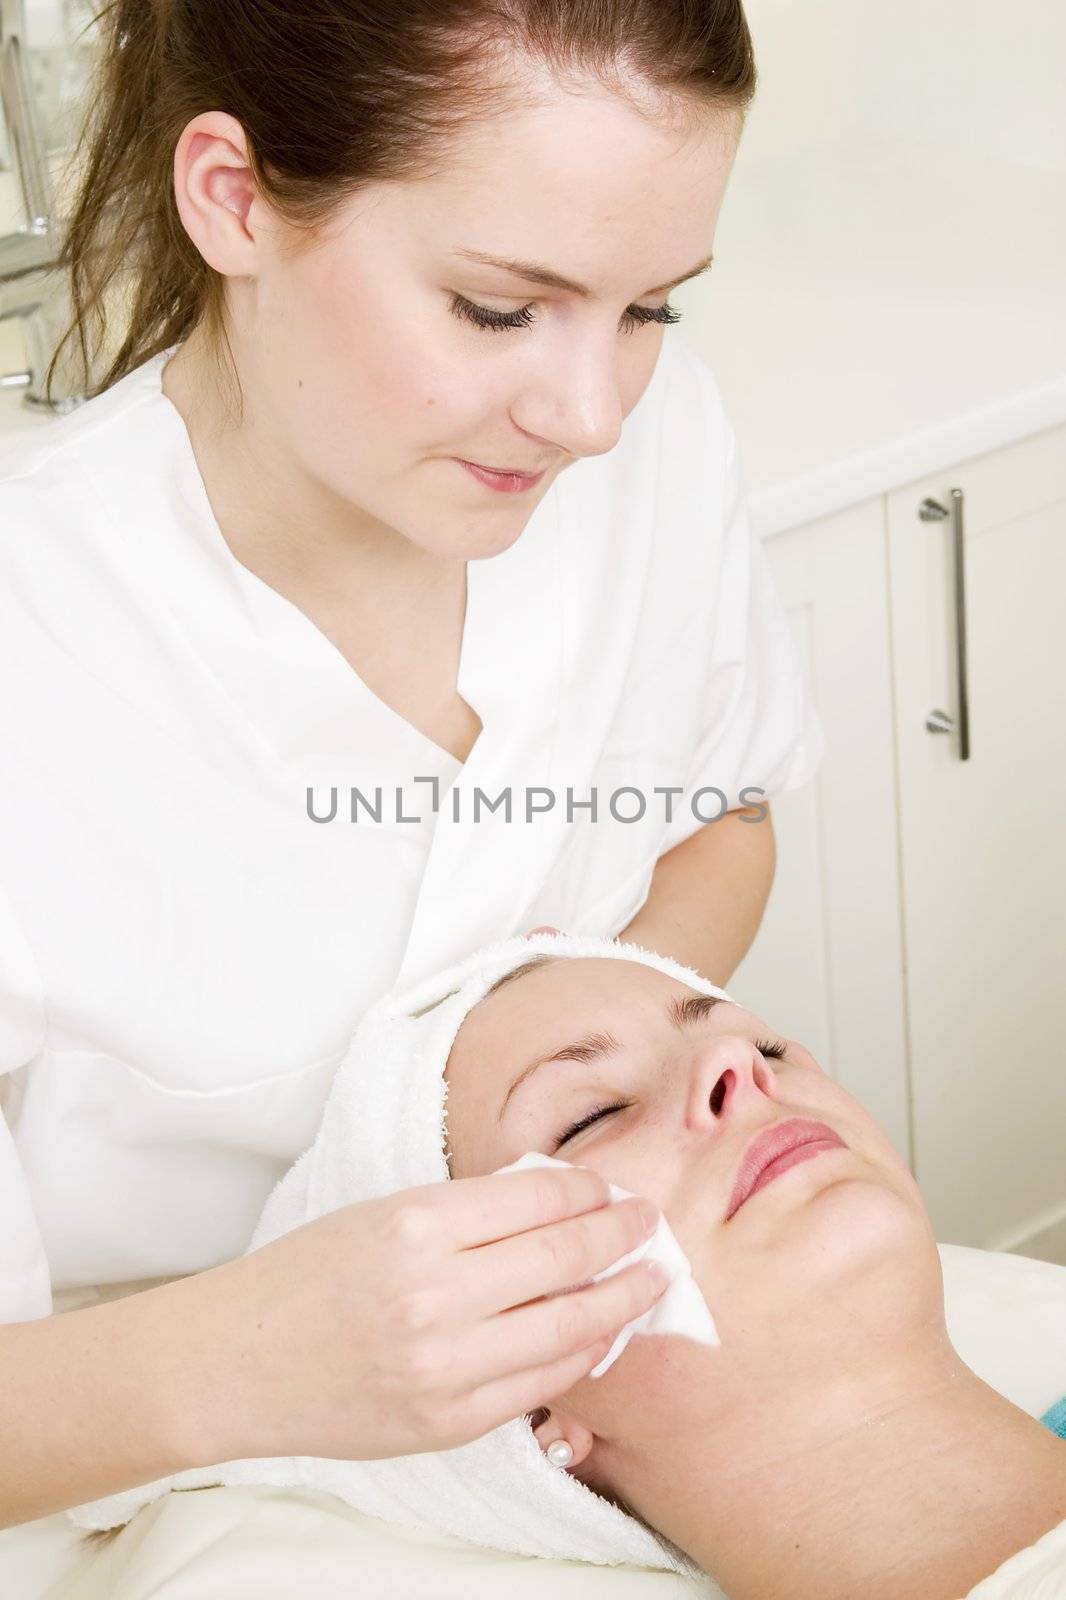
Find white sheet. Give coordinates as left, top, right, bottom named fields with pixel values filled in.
left=1, top=1242, right=1063, bottom=1599
left=48, top=1485, right=718, bottom=1600
left=966, top=1517, right=1066, bottom=1599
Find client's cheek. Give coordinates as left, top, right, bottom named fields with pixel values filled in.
left=826, top=1098, right=909, bottom=1179
left=778, top=1075, right=866, bottom=1147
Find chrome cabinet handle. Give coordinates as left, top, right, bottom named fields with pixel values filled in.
left=919, top=490, right=971, bottom=761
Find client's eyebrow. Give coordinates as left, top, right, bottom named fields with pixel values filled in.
left=496, top=992, right=723, bottom=1123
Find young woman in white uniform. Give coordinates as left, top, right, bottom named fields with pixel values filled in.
left=0, top=0, right=822, bottom=1538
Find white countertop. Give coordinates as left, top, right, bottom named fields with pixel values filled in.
left=2, top=129, right=1064, bottom=539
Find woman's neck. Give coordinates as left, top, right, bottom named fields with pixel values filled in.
left=627, top=1344, right=1066, bottom=1600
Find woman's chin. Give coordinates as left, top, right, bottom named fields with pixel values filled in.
left=691, top=1170, right=938, bottom=1341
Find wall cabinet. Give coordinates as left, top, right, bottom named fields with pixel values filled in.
left=732, top=422, right=1066, bottom=1258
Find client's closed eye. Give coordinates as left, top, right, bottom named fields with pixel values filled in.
left=552, top=1037, right=789, bottom=1149
left=555, top=1101, right=630, bottom=1149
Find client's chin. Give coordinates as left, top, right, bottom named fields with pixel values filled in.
left=710, top=1160, right=945, bottom=1373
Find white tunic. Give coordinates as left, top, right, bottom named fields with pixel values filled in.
left=0, top=327, right=822, bottom=1322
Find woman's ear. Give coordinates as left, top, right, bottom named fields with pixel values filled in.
left=529, top=1407, right=596, bottom=1470
left=526, top=924, right=561, bottom=937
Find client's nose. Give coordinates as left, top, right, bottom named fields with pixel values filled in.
left=687, top=1034, right=777, bottom=1129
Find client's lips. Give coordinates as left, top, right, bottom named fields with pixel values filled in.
left=725, top=1117, right=846, bottom=1221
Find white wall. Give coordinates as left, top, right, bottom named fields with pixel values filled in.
left=739, top=0, right=1065, bottom=174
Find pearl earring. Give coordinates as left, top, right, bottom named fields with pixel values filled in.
left=546, top=1439, right=574, bottom=1469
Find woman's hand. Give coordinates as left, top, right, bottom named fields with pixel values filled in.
left=192, top=1164, right=665, bottom=1467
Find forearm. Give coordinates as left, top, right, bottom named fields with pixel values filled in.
left=618, top=804, right=776, bottom=986
left=0, top=1270, right=229, bottom=1528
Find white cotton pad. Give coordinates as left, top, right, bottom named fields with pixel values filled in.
left=493, top=1149, right=720, bottom=1376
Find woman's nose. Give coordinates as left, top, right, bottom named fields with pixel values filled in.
left=686, top=1034, right=777, bottom=1129
left=513, top=344, right=625, bottom=460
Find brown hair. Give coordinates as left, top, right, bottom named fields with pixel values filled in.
left=482, top=951, right=562, bottom=996
left=50, top=0, right=756, bottom=406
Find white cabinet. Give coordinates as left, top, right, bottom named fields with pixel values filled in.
left=733, top=422, right=1066, bottom=1257
left=887, top=423, right=1066, bottom=1254
left=728, top=499, right=910, bottom=1165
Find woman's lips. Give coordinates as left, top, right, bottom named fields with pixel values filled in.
left=456, top=458, right=546, bottom=493
left=725, top=1117, right=847, bottom=1221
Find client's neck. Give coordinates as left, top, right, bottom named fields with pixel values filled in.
left=623, top=1340, right=1066, bottom=1600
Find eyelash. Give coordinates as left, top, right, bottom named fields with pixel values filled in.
left=449, top=293, right=684, bottom=336
left=552, top=1037, right=789, bottom=1150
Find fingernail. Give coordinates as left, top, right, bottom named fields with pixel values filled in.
left=637, top=1199, right=660, bottom=1233
left=645, top=1261, right=670, bottom=1293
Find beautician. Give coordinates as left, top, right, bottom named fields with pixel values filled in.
left=0, top=0, right=821, bottom=1532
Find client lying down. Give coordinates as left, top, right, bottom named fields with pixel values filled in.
left=71, top=932, right=1066, bottom=1598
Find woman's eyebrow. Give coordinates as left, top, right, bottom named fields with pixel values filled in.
left=450, top=247, right=714, bottom=300
left=496, top=992, right=723, bottom=1122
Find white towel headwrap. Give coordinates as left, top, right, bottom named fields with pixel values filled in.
left=69, top=931, right=732, bottom=1578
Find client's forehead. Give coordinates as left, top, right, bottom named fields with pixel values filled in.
left=467, top=956, right=695, bottom=1044
left=446, top=958, right=681, bottom=1095
left=484, top=953, right=667, bottom=1003
left=455, top=958, right=782, bottom=1076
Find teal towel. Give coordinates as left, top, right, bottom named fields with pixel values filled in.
left=1039, top=1397, right=1066, bottom=1440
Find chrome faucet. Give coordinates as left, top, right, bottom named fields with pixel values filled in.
left=0, top=0, right=84, bottom=411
